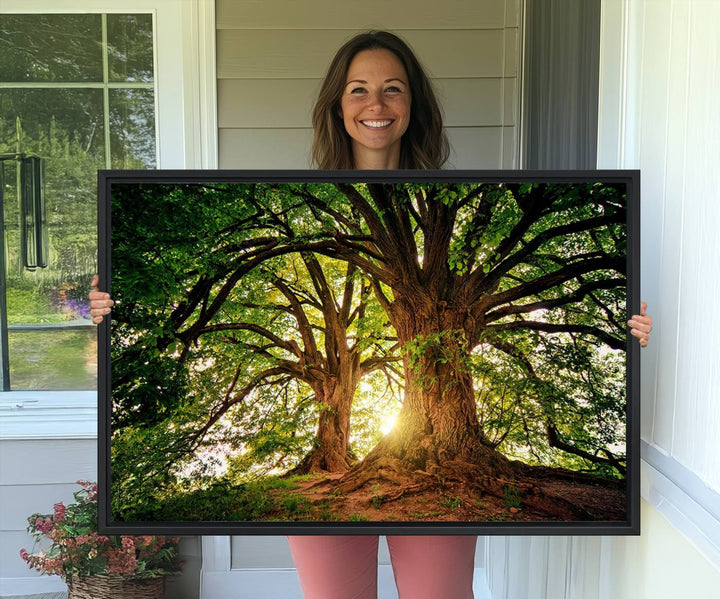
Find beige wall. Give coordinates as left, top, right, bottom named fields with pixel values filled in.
left=601, top=501, right=720, bottom=599
left=216, top=0, right=521, bottom=169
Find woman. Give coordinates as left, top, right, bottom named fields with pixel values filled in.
left=90, top=31, right=653, bottom=599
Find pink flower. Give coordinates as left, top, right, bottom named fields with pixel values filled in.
left=137, top=535, right=156, bottom=546
left=42, top=556, right=64, bottom=576
left=34, top=518, right=54, bottom=534
left=107, top=548, right=137, bottom=576
left=121, top=536, right=135, bottom=550
left=53, top=502, right=66, bottom=522
left=75, top=480, right=98, bottom=501
left=19, top=548, right=29, bottom=562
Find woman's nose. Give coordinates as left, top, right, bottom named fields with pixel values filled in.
left=366, top=89, right=385, bottom=110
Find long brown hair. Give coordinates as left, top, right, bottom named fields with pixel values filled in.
left=311, top=31, right=449, bottom=170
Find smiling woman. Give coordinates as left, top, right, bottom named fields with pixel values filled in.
left=340, top=49, right=412, bottom=169
left=311, top=30, right=449, bottom=171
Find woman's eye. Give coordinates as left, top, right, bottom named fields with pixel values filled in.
left=385, top=86, right=402, bottom=93
left=349, top=87, right=367, bottom=94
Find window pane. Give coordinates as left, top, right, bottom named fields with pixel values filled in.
left=107, top=14, right=154, bottom=82
left=1, top=88, right=102, bottom=390
left=8, top=329, right=97, bottom=390
left=0, top=89, right=106, bottom=162
left=0, top=13, right=156, bottom=391
left=110, top=88, right=156, bottom=168
left=1, top=88, right=104, bottom=281
left=0, top=14, right=103, bottom=82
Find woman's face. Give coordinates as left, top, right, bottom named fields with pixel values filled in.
left=340, top=48, right=411, bottom=168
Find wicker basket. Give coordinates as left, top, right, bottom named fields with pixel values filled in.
left=67, top=575, right=165, bottom=599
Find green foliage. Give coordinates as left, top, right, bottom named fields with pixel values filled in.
left=404, top=329, right=471, bottom=389
left=439, top=496, right=461, bottom=509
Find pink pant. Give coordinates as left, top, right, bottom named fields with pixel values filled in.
left=287, top=535, right=477, bottom=599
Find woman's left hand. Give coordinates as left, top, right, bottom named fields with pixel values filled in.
left=628, top=301, right=653, bottom=348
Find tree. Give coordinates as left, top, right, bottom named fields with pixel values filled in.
left=190, top=253, right=398, bottom=474
left=110, top=184, right=398, bottom=481
left=110, top=179, right=629, bottom=518
left=305, top=182, right=626, bottom=504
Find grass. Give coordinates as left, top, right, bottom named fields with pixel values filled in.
left=114, top=475, right=319, bottom=522
left=281, top=493, right=312, bottom=515
left=439, top=495, right=461, bottom=509
left=504, top=485, right=522, bottom=509
left=349, top=513, right=369, bottom=521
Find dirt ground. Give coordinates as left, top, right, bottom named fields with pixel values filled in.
left=261, top=471, right=626, bottom=524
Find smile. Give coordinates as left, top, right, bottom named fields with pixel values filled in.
left=361, top=120, right=393, bottom=128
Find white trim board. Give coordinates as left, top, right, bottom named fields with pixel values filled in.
left=0, top=392, right=96, bottom=440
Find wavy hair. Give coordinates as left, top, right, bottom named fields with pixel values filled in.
left=311, top=31, right=449, bottom=170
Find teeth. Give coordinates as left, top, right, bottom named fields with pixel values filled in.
left=362, top=120, right=392, bottom=128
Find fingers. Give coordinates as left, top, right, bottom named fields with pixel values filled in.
left=627, top=314, right=652, bottom=334
left=629, top=327, right=650, bottom=347
left=88, top=274, right=114, bottom=324
left=627, top=303, right=652, bottom=348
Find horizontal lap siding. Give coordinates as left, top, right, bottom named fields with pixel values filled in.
left=0, top=439, right=96, bottom=580
left=216, top=0, right=516, bottom=30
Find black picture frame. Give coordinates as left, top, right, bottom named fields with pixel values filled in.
left=98, top=169, right=640, bottom=536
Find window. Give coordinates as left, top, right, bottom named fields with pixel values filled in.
left=0, top=13, right=156, bottom=390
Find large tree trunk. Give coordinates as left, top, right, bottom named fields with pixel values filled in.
left=338, top=295, right=513, bottom=485
left=290, top=358, right=362, bottom=475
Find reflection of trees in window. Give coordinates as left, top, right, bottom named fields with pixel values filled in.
left=0, top=14, right=156, bottom=390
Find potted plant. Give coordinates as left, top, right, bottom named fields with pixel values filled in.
left=20, top=481, right=182, bottom=599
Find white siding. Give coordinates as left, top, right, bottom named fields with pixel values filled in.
left=0, top=438, right=96, bottom=593
left=598, top=0, right=720, bottom=492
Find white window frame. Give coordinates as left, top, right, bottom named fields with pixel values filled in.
left=0, top=0, right=217, bottom=441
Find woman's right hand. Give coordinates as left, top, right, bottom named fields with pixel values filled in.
left=89, top=274, right=114, bottom=324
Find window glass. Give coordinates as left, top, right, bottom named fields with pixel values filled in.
left=109, top=88, right=156, bottom=169
left=0, top=13, right=156, bottom=391
left=0, top=14, right=103, bottom=82
left=107, top=14, right=154, bottom=83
